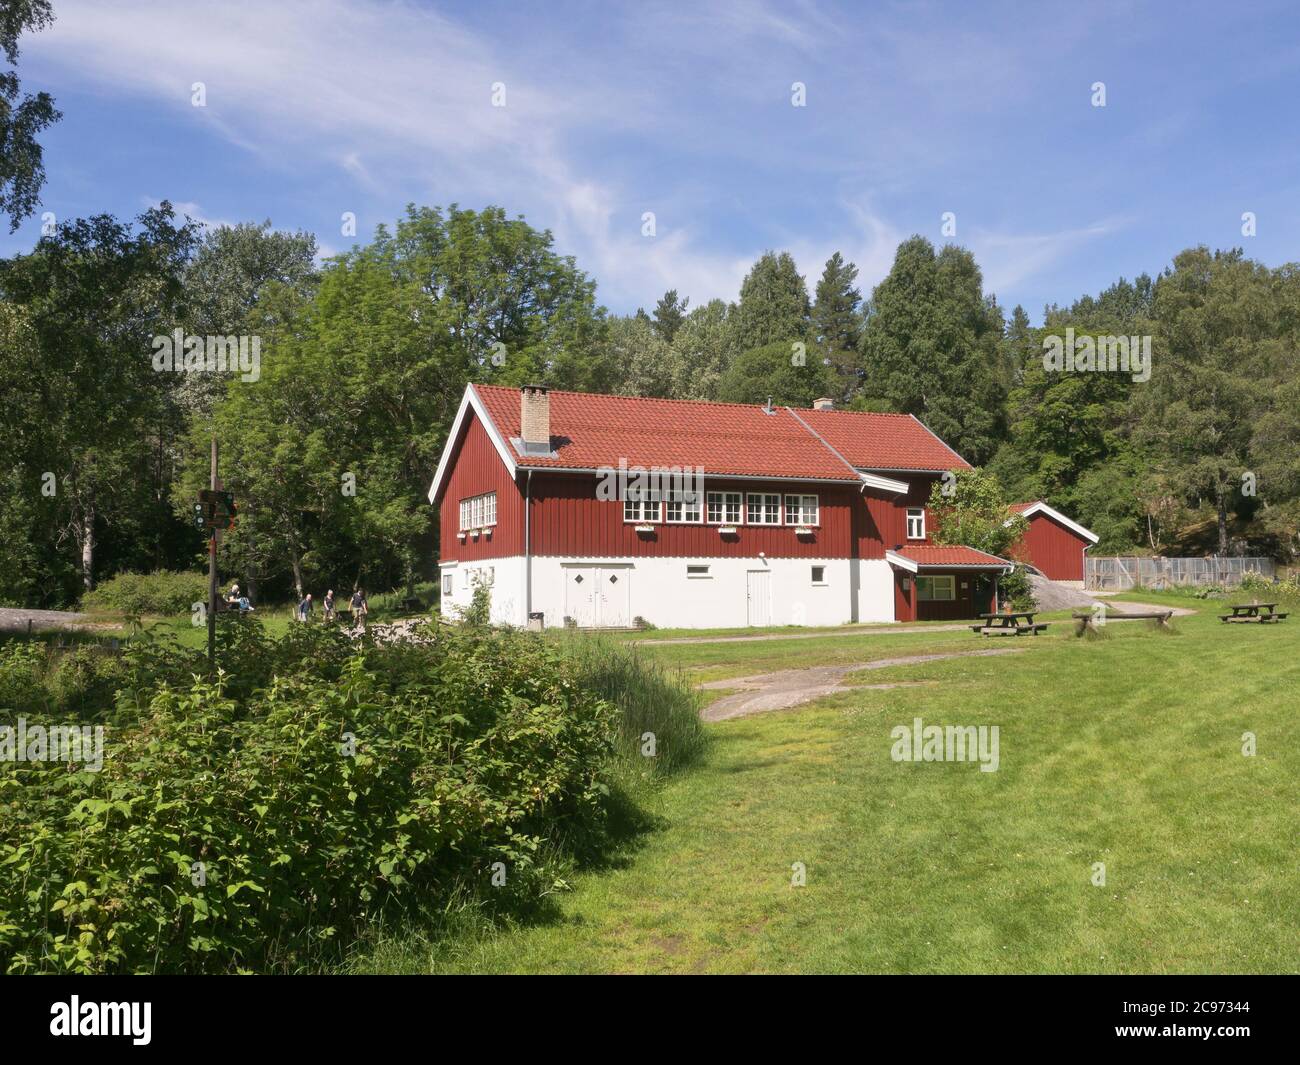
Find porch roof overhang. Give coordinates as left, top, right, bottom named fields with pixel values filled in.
left=886, top=546, right=1013, bottom=573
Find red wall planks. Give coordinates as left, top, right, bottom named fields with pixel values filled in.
left=527, top=473, right=857, bottom=559
left=437, top=413, right=523, bottom=563
left=1016, top=513, right=1089, bottom=581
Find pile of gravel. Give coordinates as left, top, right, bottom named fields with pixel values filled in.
left=1026, top=574, right=1103, bottom=613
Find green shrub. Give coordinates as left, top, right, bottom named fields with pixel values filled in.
left=46, top=647, right=128, bottom=722
left=0, top=622, right=616, bottom=974
left=82, top=571, right=208, bottom=617
left=0, top=642, right=50, bottom=715
left=1000, top=564, right=1037, bottom=611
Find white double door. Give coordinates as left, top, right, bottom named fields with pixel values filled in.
left=564, top=565, right=632, bottom=628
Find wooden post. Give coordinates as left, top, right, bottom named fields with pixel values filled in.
left=208, top=436, right=218, bottom=678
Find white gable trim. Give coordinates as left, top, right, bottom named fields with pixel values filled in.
left=884, top=549, right=918, bottom=573
left=427, top=385, right=518, bottom=504
left=1010, top=501, right=1099, bottom=544
left=859, top=472, right=909, bottom=494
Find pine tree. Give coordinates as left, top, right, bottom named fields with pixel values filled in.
left=812, top=252, right=863, bottom=401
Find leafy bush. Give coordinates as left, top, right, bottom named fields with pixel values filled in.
left=0, top=642, right=50, bottom=715
left=1000, top=564, right=1037, bottom=611
left=0, top=621, right=617, bottom=973
left=82, top=570, right=208, bottom=616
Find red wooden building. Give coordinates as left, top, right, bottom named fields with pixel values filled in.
left=429, top=384, right=1011, bottom=628
left=1008, top=501, right=1099, bottom=585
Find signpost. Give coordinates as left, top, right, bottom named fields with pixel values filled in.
left=194, top=440, right=237, bottom=677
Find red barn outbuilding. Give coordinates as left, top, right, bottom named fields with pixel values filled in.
left=429, top=384, right=1012, bottom=628
left=1008, top=501, right=1099, bottom=586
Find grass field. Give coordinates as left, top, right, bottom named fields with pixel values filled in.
left=344, top=591, right=1298, bottom=974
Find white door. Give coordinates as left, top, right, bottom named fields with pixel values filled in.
left=564, top=567, right=596, bottom=627
left=747, top=570, right=772, bottom=627
left=597, top=568, right=630, bottom=628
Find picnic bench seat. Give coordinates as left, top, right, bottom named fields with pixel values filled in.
left=1219, top=603, right=1289, bottom=624
left=972, top=613, right=1048, bottom=636
left=1073, top=609, right=1172, bottom=635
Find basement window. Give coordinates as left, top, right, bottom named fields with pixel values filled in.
left=442, top=573, right=453, bottom=596
left=811, top=566, right=826, bottom=585
left=686, top=564, right=711, bottom=579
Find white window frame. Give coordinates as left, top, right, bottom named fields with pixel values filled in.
left=811, top=565, right=827, bottom=585
left=917, top=575, right=956, bottom=601
left=623, top=487, right=662, bottom=524
left=686, top=564, right=711, bottom=579
left=442, top=573, right=454, bottom=595
left=784, top=494, right=819, bottom=526
left=746, top=492, right=782, bottom=525
left=707, top=491, right=742, bottom=525
left=665, top=489, right=702, bottom=524
left=459, top=491, right=497, bottom=531
left=906, top=507, right=925, bottom=540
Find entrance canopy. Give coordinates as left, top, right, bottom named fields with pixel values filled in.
left=885, top=545, right=1012, bottom=573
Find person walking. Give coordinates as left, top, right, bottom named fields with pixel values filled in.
left=350, top=588, right=368, bottom=628
left=297, top=592, right=313, bottom=622
left=323, top=589, right=336, bottom=622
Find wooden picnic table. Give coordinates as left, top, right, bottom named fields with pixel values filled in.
left=1220, top=603, right=1289, bottom=624
left=971, top=611, right=1048, bottom=637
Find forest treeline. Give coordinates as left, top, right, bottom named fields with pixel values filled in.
left=2, top=200, right=1298, bottom=609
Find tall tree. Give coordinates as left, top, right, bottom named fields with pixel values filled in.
left=715, top=340, right=832, bottom=408
left=0, top=0, right=60, bottom=230
left=812, top=252, right=862, bottom=400
left=731, top=251, right=810, bottom=352
left=670, top=298, right=733, bottom=400
left=860, top=237, right=1006, bottom=463
left=652, top=289, right=689, bottom=343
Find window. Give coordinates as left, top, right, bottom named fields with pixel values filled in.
left=442, top=573, right=453, bottom=595
left=784, top=494, right=819, bottom=526
left=458, top=491, right=497, bottom=530
left=906, top=507, right=925, bottom=540
left=746, top=492, right=782, bottom=525
left=916, top=575, right=956, bottom=601
left=707, top=491, right=742, bottom=525
left=811, top=565, right=826, bottom=584
left=665, top=488, right=702, bottom=523
left=686, top=564, right=711, bottom=578
left=623, top=487, right=662, bottom=523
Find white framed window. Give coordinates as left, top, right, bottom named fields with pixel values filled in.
left=686, top=564, right=711, bottom=578
left=623, top=487, right=662, bottom=523
left=916, top=575, right=955, bottom=601
left=811, top=565, right=826, bottom=585
left=665, top=488, right=702, bottom=523
left=746, top=492, right=782, bottom=525
left=707, top=491, right=742, bottom=525
left=459, top=491, right=497, bottom=531
left=906, top=507, right=925, bottom=540
left=784, top=494, right=819, bottom=526
left=442, top=573, right=453, bottom=595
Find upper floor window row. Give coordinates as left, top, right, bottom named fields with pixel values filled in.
left=459, top=491, right=497, bottom=531
left=622, top=490, right=820, bottom=527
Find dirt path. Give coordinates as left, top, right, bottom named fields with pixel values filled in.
left=697, top=647, right=1026, bottom=722
left=0, top=606, right=101, bottom=634
left=636, top=622, right=977, bottom=647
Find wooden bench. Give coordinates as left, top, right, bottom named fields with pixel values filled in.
left=1073, top=609, right=1172, bottom=635
left=973, top=612, right=1048, bottom=636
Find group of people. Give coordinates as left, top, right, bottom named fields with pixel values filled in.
left=225, top=584, right=254, bottom=615
left=297, top=588, right=369, bottom=624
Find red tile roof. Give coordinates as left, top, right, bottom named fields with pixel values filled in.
left=1008, top=501, right=1038, bottom=513
left=799, top=407, right=970, bottom=471
left=473, top=385, right=967, bottom=482
left=890, top=545, right=1011, bottom=569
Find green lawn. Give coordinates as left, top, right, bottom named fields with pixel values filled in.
left=346, top=593, right=1298, bottom=974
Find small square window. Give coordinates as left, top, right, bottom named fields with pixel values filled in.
left=811, top=566, right=826, bottom=584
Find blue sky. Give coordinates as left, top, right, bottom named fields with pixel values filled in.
left=9, top=0, right=1300, bottom=319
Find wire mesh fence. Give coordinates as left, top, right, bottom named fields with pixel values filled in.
left=1086, top=556, right=1275, bottom=591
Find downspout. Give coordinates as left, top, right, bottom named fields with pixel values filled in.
left=525, top=469, right=533, bottom=625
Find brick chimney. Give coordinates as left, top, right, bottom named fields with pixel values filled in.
left=520, top=385, right=551, bottom=454
left=813, top=397, right=834, bottom=411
